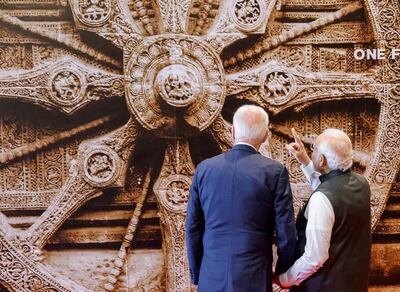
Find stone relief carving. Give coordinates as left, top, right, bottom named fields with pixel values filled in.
left=83, top=147, right=120, bottom=187
left=231, top=0, right=265, bottom=31
left=261, top=70, right=295, bottom=105
left=51, top=70, right=84, bottom=105
left=154, top=140, right=195, bottom=291
left=0, top=0, right=398, bottom=291
left=0, top=57, right=124, bottom=114
left=77, top=0, right=113, bottom=26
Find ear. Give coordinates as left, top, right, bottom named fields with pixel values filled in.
left=231, top=125, right=235, bottom=141
left=319, top=154, right=327, bottom=169
left=264, top=129, right=270, bottom=140
left=259, top=129, right=268, bottom=144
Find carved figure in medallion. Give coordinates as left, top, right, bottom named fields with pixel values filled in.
left=166, top=180, right=190, bottom=206
left=265, top=72, right=291, bottom=97
left=155, top=64, right=200, bottom=107
left=83, top=147, right=120, bottom=187
left=79, top=0, right=111, bottom=23
left=87, top=153, right=113, bottom=179
left=260, top=70, right=296, bottom=105
left=51, top=71, right=84, bottom=106
left=234, top=0, right=261, bottom=25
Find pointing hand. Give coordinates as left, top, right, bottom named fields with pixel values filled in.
left=285, top=128, right=311, bottom=166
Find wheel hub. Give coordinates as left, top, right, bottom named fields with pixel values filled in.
left=125, top=35, right=226, bottom=137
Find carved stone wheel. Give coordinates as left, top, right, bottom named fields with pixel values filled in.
left=0, top=0, right=399, bottom=291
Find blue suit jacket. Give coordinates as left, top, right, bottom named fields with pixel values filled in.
left=186, top=144, right=297, bottom=292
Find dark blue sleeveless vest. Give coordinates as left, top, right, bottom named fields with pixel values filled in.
left=292, top=170, right=371, bottom=292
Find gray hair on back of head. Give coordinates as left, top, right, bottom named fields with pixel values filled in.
left=317, top=128, right=353, bottom=171
left=233, top=105, right=269, bottom=144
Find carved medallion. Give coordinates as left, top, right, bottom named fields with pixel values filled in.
left=75, top=0, right=113, bottom=26
left=49, top=70, right=85, bottom=107
left=83, top=147, right=120, bottom=187
left=260, top=70, right=296, bottom=105
left=125, top=35, right=226, bottom=136
left=231, top=0, right=266, bottom=31
left=155, top=64, right=201, bottom=108
left=156, top=175, right=191, bottom=213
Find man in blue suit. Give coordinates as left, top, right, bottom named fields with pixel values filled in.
left=186, top=105, right=297, bottom=292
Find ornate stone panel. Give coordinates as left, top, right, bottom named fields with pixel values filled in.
left=0, top=0, right=399, bottom=291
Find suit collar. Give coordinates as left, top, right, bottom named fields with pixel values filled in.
left=231, top=143, right=258, bottom=153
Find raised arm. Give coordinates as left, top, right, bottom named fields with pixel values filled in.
left=286, top=128, right=321, bottom=190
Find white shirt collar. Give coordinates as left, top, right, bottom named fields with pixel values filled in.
left=235, top=142, right=258, bottom=151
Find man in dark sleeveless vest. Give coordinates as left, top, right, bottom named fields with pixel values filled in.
left=274, top=128, right=371, bottom=291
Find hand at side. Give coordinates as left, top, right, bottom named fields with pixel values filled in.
left=273, top=274, right=292, bottom=290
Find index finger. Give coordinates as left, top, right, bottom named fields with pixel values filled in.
left=291, top=128, right=302, bottom=144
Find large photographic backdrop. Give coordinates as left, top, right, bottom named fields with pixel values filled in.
left=0, top=0, right=399, bottom=291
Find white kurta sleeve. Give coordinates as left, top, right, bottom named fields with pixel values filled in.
left=300, top=162, right=321, bottom=191
left=279, top=191, right=335, bottom=287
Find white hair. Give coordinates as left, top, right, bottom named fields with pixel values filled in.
left=317, top=128, right=353, bottom=171
left=233, top=105, right=269, bottom=144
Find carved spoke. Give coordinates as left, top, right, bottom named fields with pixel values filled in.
left=19, top=119, right=140, bottom=249
left=226, top=60, right=375, bottom=114
left=224, top=1, right=363, bottom=66
left=0, top=12, right=121, bottom=69
left=154, top=0, right=192, bottom=34
left=153, top=140, right=195, bottom=291
left=0, top=57, right=124, bottom=115
left=0, top=114, right=117, bottom=166
left=102, top=170, right=152, bottom=292
left=204, top=0, right=277, bottom=53
left=364, top=94, right=400, bottom=228
left=207, top=115, right=233, bottom=152
left=68, top=0, right=144, bottom=49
